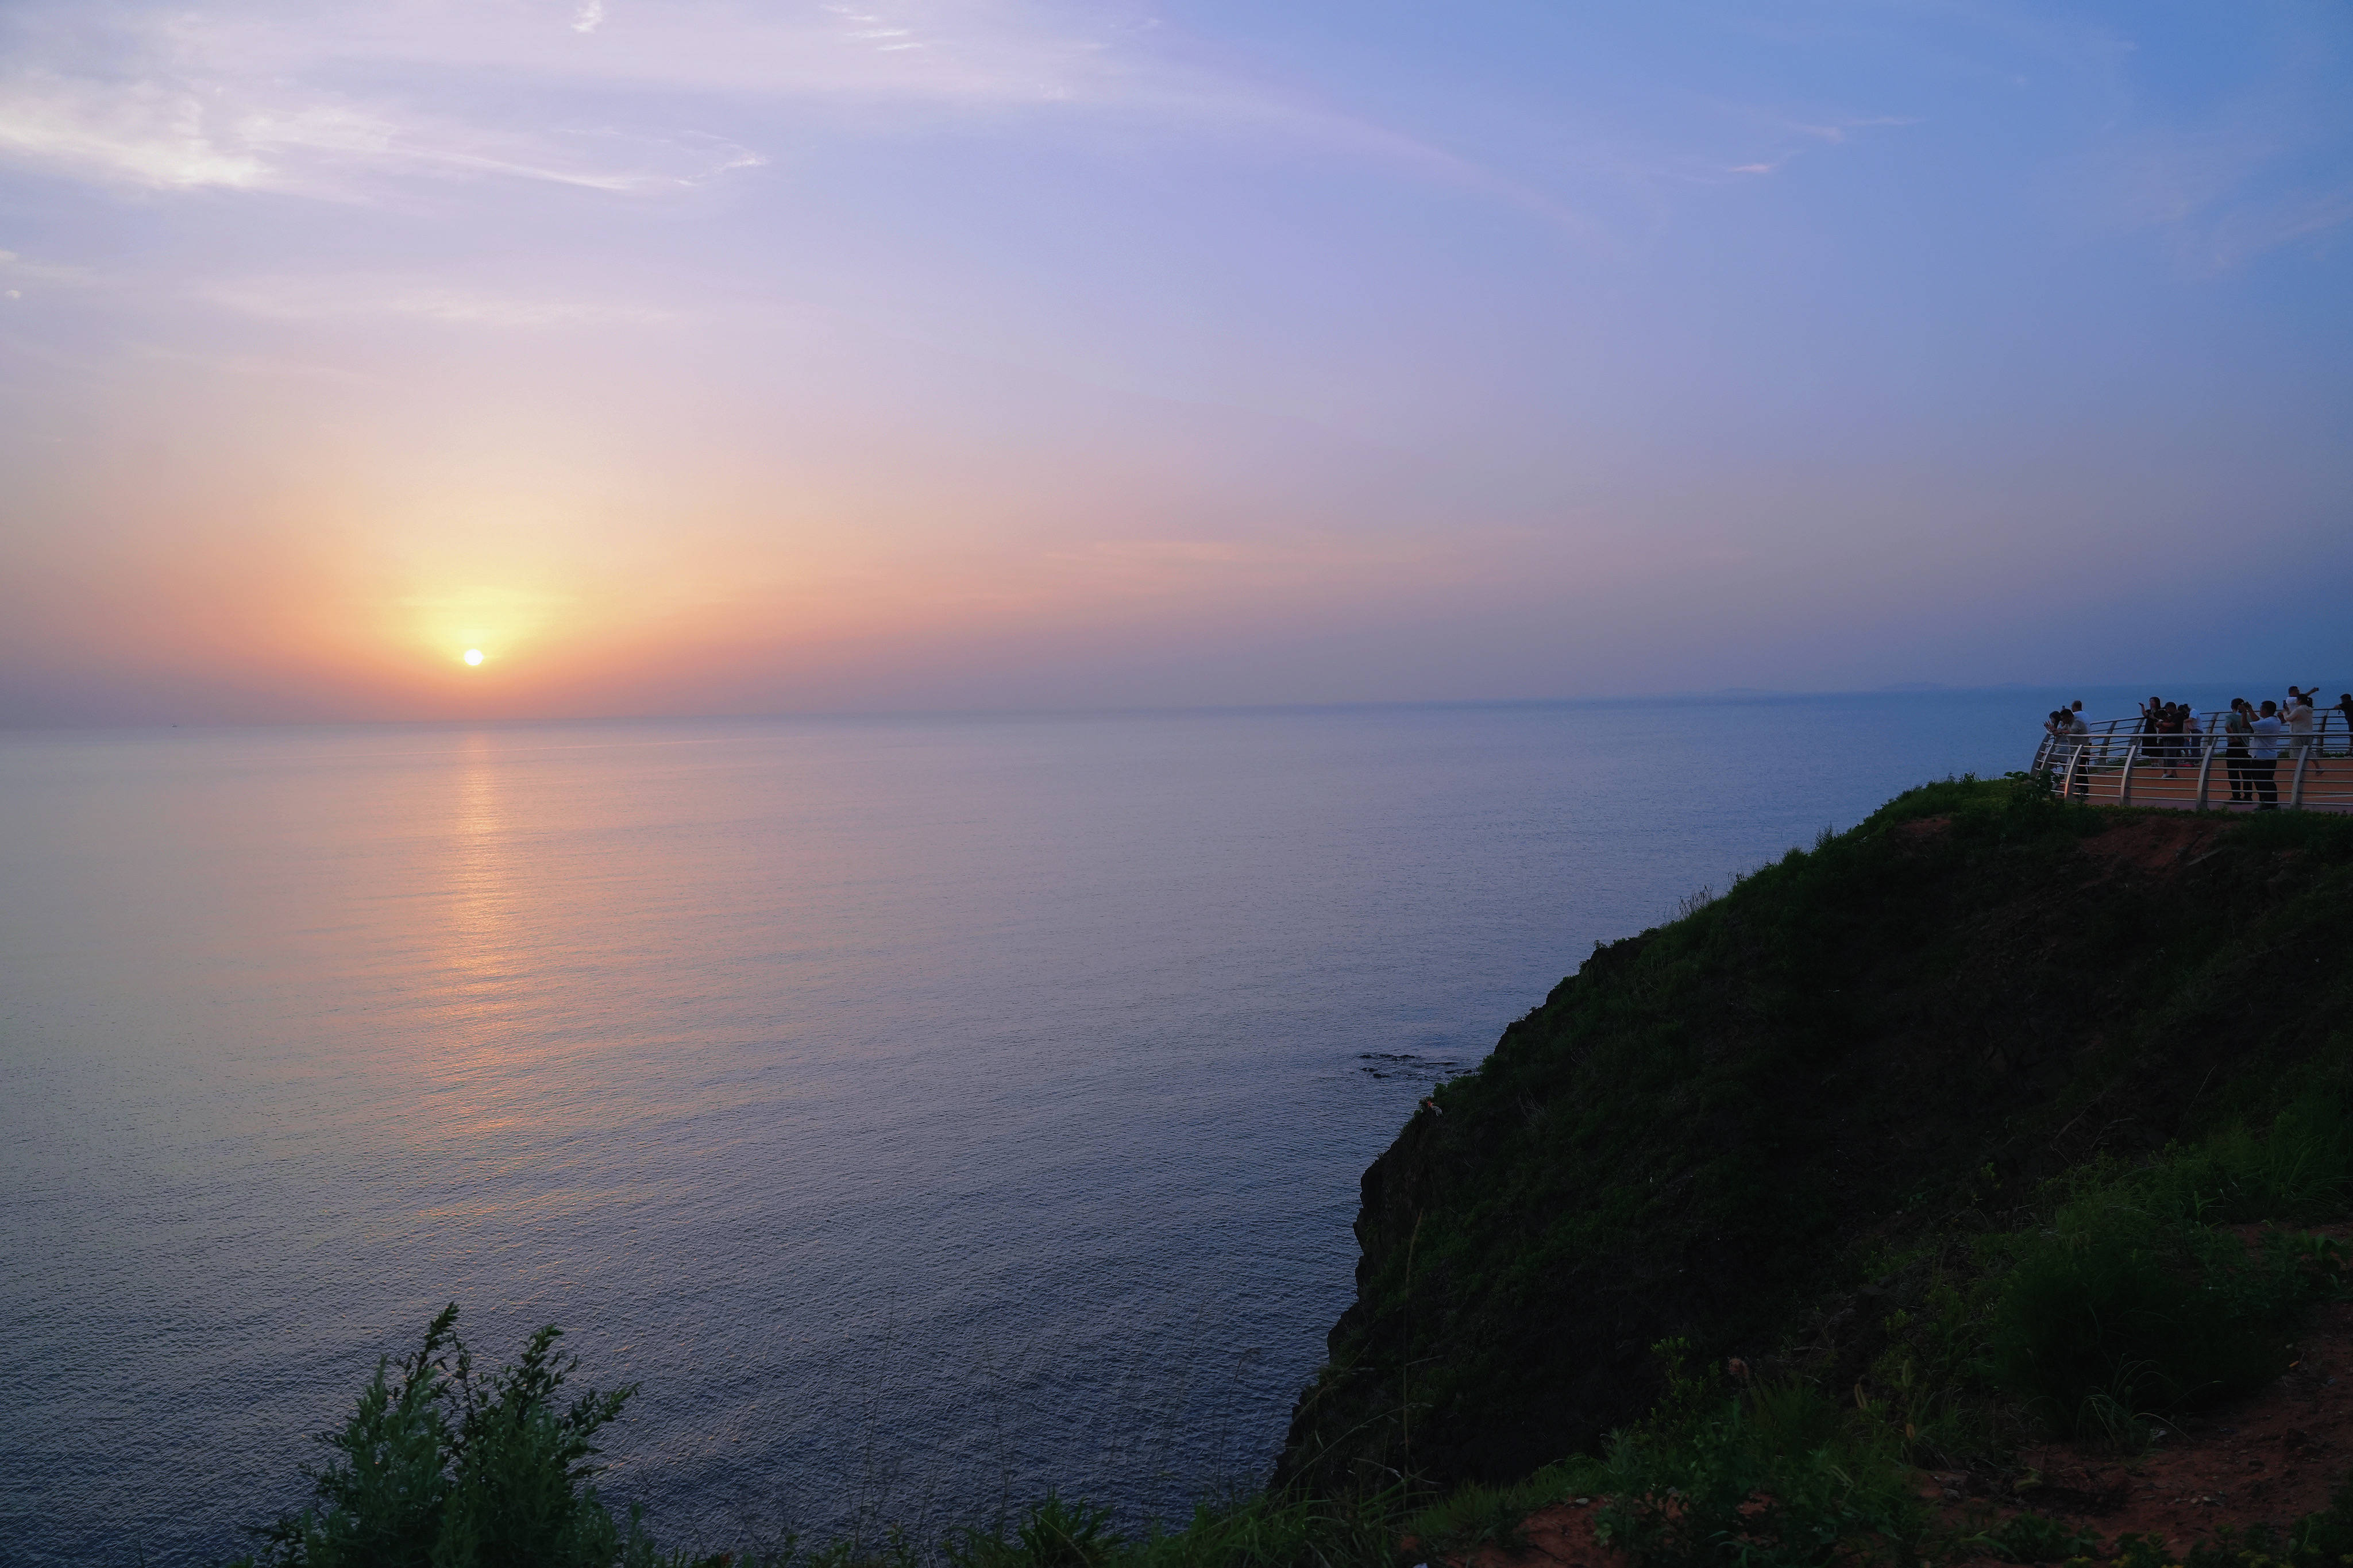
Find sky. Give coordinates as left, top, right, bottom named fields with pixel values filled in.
left=1, top=0, right=2348, bottom=725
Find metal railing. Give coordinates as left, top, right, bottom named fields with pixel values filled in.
left=2028, top=710, right=2353, bottom=812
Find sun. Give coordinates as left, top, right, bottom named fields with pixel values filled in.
left=463, top=648, right=485, bottom=666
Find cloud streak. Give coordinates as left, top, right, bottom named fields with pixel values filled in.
left=195, top=275, right=687, bottom=328
left=0, top=0, right=1601, bottom=232
left=0, top=62, right=766, bottom=195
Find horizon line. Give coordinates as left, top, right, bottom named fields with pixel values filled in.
left=6, top=678, right=2322, bottom=736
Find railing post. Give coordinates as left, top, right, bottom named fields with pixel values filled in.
left=2063, top=741, right=2084, bottom=802
left=2117, top=739, right=2140, bottom=804
left=2193, top=729, right=2217, bottom=810
left=2292, top=738, right=2312, bottom=809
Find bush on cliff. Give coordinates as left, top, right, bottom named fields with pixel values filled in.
left=1582, top=1346, right=1924, bottom=1568
left=1985, top=1144, right=2347, bottom=1439
left=233, top=1305, right=666, bottom=1568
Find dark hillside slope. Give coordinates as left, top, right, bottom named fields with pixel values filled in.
left=1275, top=779, right=2353, bottom=1493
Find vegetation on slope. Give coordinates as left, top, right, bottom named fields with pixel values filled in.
left=1276, top=777, right=2353, bottom=1492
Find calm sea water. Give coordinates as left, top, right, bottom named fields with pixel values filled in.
left=2, top=693, right=2069, bottom=1565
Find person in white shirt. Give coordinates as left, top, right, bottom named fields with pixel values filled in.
left=2249, top=701, right=2286, bottom=809
left=2042, top=709, right=2070, bottom=763
left=2288, top=692, right=2319, bottom=777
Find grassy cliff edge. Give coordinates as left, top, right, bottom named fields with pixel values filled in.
left=1276, top=777, right=2353, bottom=1493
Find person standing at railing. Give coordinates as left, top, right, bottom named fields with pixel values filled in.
left=2337, top=694, right=2353, bottom=758
left=2042, top=709, right=2074, bottom=779
left=2224, top=700, right=2254, bottom=805
left=2250, top=701, right=2286, bottom=810
left=2159, top=701, right=2188, bottom=778
left=2288, top=690, right=2319, bottom=777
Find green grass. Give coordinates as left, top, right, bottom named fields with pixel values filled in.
left=1401, top=1466, right=1587, bottom=1557
left=1985, top=1142, right=2348, bottom=1438
left=1281, top=778, right=2353, bottom=1489
left=948, top=1496, right=1125, bottom=1568
left=1977, top=1511, right=2101, bottom=1563
left=1571, top=1353, right=1924, bottom=1568
left=1837, top=1099, right=2353, bottom=1457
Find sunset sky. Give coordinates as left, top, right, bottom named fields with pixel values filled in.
left=2, top=0, right=2348, bottom=724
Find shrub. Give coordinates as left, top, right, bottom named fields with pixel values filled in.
left=2143, top=1096, right=2353, bottom=1226
left=233, top=1305, right=664, bottom=1568
left=1987, top=1184, right=2330, bottom=1438
left=1588, top=1366, right=1923, bottom=1568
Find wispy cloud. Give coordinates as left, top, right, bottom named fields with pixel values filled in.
left=0, top=0, right=1594, bottom=232
left=1707, top=111, right=1918, bottom=182
left=0, top=2, right=778, bottom=196
left=0, top=60, right=766, bottom=195
left=0, top=248, right=99, bottom=289
left=0, top=73, right=271, bottom=189
left=2077, top=117, right=2353, bottom=273
left=198, top=275, right=686, bottom=329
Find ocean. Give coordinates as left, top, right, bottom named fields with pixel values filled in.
left=2, top=691, right=2077, bottom=1563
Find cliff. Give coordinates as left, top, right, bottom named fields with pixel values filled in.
left=1275, top=777, right=2353, bottom=1492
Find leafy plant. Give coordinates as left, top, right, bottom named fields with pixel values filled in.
left=1988, top=1177, right=2339, bottom=1438
left=1588, top=1369, right=1923, bottom=1568
left=232, top=1304, right=664, bottom=1568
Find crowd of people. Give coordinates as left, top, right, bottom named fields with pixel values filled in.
left=2040, top=688, right=2353, bottom=810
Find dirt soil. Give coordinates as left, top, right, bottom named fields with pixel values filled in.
left=2073, top=814, right=2229, bottom=877
left=1940, top=1289, right=2353, bottom=1568
left=1433, top=1267, right=2353, bottom=1568
left=1886, top=812, right=2229, bottom=878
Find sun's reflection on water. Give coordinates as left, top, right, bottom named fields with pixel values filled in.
left=427, top=729, right=531, bottom=1137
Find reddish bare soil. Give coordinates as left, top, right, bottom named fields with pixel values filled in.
left=1432, top=1290, right=2353, bottom=1568
left=1889, top=811, right=2231, bottom=878
left=2073, top=815, right=2229, bottom=877
left=1430, top=1498, right=1631, bottom=1568
left=1940, top=1292, right=2353, bottom=1566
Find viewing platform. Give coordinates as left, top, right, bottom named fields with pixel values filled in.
left=2030, top=713, right=2353, bottom=814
